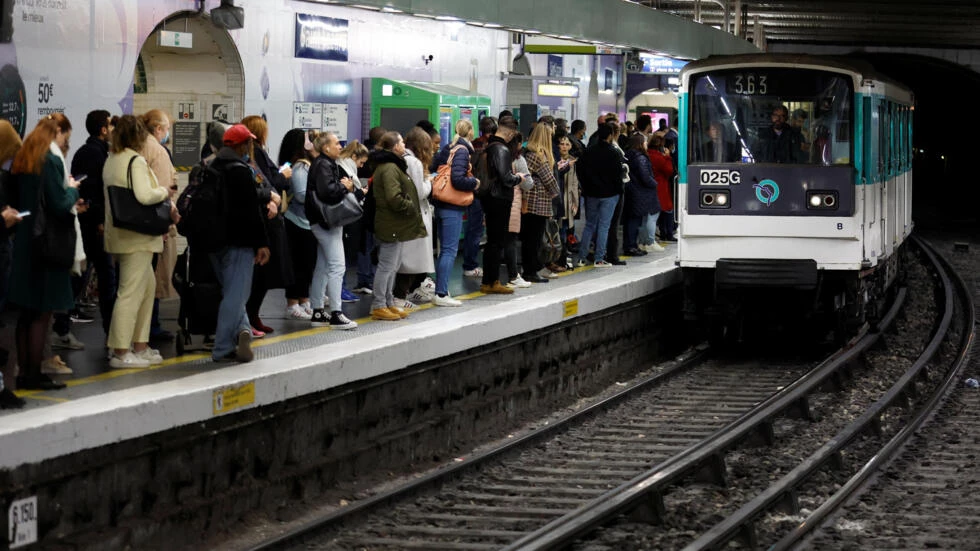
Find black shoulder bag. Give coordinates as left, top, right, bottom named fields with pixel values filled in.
left=107, top=155, right=172, bottom=235
left=32, top=181, right=76, bottom=271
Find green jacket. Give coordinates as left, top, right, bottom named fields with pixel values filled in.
left=370, top=150, right=426, bottom=243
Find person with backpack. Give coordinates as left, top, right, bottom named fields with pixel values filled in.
left=431, top=119, right=479, bottom=307
left=207, top=124, right=270, bottom=362
left=477, top=116, right=529, bottom=294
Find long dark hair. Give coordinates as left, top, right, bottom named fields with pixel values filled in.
left=278, top=128, right=308, bottom=165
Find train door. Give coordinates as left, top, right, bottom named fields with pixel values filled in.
left=862, top=95, right=884, bottom=264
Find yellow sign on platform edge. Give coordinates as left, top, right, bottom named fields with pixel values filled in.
left=213, top=381, right=256, bottom=416
left=563, top=299, right=579, bottom=318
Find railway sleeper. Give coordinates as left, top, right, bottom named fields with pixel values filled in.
left=782, top=395, right=813, bottom=420
left=774, top=488, right=801, bottom=515
left=738, top=419, right=775, bottom=448
left=693, top=453, right=729, bottom=486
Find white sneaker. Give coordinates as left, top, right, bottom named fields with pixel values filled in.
left=287, top=304, right=312, bottom=320
left=134, top=347, right=164, bottom=365
left=393, top=298, right=418, bottom=310
left=301, top=302, right=313, bottom=316
left=642, top=242, right=666, bottom=252
left=51, top=331, right=85, bottom=350
left=407, top=287, right=434, bottom=304
left=109, top=351, right=151, bottom=369
left=540, top=270, right=560, bottom=279
left=509, top=275, right=532, bottom=288
left=463, top=267, right=483, bottom=277
left=433, top=294, right=462, bottom=307
left=420, top=277, right=436, bottom=293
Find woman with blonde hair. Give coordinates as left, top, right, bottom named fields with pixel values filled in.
left=430, top=119, right=479, bottom=306
left=105, top=115, right=179, bottom=368
left=336, top=139, right=370, bottom=303
left=520, top=122, right=560, bottom=283
left=140, top=109, right=178, bottom=340
left=8, top=116, right=81, bottom=390
left=0, top=120, right=25, bottom=407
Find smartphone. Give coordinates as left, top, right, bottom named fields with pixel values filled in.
left=74, top=174, right=88, bottom=182
left=278, top=162, right=291, bottom=174
left=17, top=210, right=30, bottom=217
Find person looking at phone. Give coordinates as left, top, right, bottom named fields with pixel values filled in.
left=0, top=119, right=25, bottom=408
left=66, top=109, right=116, bottom=339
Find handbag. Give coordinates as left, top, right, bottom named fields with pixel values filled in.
left=322, top=192, right=363, bottom=229
left=107, top=155, right=172, bottom=235
left=431, top=145, right=474, bottom=207
left=32, top=180, right=76, bottom=271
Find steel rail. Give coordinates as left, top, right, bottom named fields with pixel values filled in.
left=504, top=269, right=906, bottom=551
left=247, top=345, right=710, bottom=551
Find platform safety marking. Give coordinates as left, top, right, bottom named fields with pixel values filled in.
left=563, top=299, right=579, bottom=318
left=212, top=381, right=256, bottom=416
left=8, top=496, right=37, bottom=548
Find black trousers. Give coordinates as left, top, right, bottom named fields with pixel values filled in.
left=520, top=213, right=547, bottom=277
left=605, top=192, right=624, bottom=261
left=480, top=196, right=514, bottom=286
left=53, top=222, right=117, bottom=336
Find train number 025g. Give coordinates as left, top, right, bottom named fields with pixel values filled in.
left=699, top=169, right=741, bottom=185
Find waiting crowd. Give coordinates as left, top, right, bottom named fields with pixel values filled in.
left=0, top=109, right=678, bottom=409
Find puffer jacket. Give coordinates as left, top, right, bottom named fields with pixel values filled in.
left=625, top=149, right=660, bottom=217
left=370, top=149, right=427, bottom=243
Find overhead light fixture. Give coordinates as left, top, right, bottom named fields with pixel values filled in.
left=537, top=83, right=579, bottom=98
left=483, top=22, right=503, bottom=28
left=350, top=4, right=382, bottom=10
left=380, top=6, right=403, bottom=13
left=435, top=15, right=462, bottom=21
left=524, top=29, right=542, bottom=35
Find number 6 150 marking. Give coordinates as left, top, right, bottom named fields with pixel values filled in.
left=699, top=169, right=741, bottom=186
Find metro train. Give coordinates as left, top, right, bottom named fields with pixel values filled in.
left=676, top=54, right=914, bottom=340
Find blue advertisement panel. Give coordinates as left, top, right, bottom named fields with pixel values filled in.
left=295, top=14, right=349, bottom=62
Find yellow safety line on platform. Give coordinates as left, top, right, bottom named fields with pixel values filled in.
left=17, top=265, right=598, bottom=402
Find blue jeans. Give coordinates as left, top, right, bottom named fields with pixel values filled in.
left=310, top=224, right=345, bottom=311
left=578, top=196, right=620, bottom=262
left=357, top=231, right=376, bottom=288
left=462, top=200, right=484, bottom=271
left=209, top=247, right=255, bottom=359
left=640, top=212, right=660, bottom=245
left=434, top=207, right=464, bottom=296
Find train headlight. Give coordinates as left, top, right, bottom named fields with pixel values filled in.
left=700, top=189, right=730, bottom=209
left=806, top=191, right=838, bottom=210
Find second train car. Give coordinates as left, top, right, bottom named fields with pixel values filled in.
left=676, top=54, right=913, bottom=340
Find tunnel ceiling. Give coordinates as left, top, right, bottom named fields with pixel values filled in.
left=633, top=0, right=980, bottom=49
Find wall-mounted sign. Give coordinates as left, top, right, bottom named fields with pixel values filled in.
left=293, top=102, right=323, bottom=129
left=158, top=30, right=193, bottom=49
left=638, top=53, right=688, bottom=75
left=173, top=100, right=199, bottom=122
left=295, top=14, right=349, bottom=62
left=547, top=54, right=563, bottom=78
left=537, top=83, right=579, bottom=98
left=322, top=103, right=348, bottom=141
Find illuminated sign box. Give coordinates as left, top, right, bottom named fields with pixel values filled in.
left=537, top=83, right=579, bottom=98
left=158, top=30, right=193, bottom=49
left=638, top=53, right=687, bottom=74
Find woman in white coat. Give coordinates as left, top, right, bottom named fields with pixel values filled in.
left=392, top=126, right=435, bottom=309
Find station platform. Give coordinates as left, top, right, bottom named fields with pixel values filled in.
left=0, top=244, right=682, bottom=470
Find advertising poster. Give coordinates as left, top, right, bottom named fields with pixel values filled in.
left=295, top=14, right=349, bottom=62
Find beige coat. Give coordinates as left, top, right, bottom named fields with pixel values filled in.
left=141, top=135, right=178, bottom=298
left=102, top=149, right=168, bottom=255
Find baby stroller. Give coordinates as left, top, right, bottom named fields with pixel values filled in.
left=172, top=246, right=222, bottom=355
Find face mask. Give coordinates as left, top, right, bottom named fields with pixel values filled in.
left=242, top=153, right=250, bottom=162
left=160, top=130, right=170, bottom=145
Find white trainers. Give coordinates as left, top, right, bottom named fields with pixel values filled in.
left=109, top=351, right=151, bottom=369
left=393, top=298, right=418, bottom=310
left=463, top=267, right=483, bottom=277
left=133, top=347, right=164, bottom=365
left=509, top=275, right=532, bottom=288
left=286, top=304, right=312, bottom=320
left=433, top=294, right=463, bottom=307
left=420, top=277, right=436, bottom=293
left=51, top=331, right=85, bottom=350
left=301, top=302, right=313, bottom=316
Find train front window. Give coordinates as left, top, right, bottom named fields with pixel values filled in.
left=688, top=68, right=853, bottom=165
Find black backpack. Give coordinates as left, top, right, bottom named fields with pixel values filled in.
left=471, top=146, right=491, bottom=199
left=177, top=159, right=242, bottom=252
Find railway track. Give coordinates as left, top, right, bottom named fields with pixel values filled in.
left=247, top=236, right=968, bottom=551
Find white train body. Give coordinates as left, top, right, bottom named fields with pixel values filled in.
left=676, top=54, right=913, bottom=329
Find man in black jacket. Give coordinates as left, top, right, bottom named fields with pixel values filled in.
left=478, top=116, right=527, bottom=293
left=64, top=110, right=115, bottom=337
left=209, top=124, right=270, bottom=363
left=575, top=123, right=623, bottom=268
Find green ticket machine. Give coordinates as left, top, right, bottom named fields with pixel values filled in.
left=364, top=78, right=491, bottom=146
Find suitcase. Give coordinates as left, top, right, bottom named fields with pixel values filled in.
left=172, top=247, right=222, bottom=355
